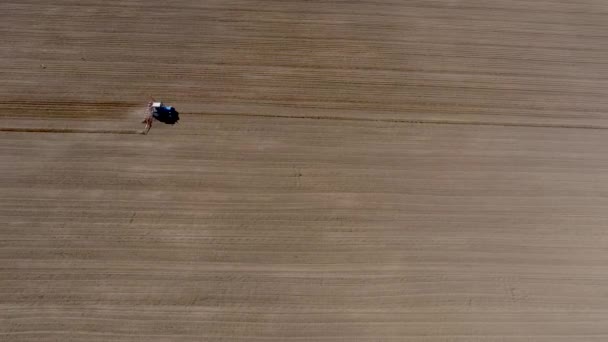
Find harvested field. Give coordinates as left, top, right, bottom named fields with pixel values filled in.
left=2, top=0, right=608, bottom=341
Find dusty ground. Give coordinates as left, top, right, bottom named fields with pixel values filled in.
left=2, top=0, right=608, bottom=340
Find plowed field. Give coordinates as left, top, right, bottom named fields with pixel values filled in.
left=3, top=0, right=608, bottom=341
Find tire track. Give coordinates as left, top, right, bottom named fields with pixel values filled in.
left=199, top=112, right=608, bottom=130
left=0, top=127, right=142, bottom=134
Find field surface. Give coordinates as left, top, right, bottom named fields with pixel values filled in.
left=2, top=0, right=608, bottom=341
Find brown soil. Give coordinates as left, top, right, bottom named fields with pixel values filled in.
left=2, top=0, right=608, bottom=340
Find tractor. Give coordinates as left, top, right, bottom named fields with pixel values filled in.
left=142, top=99, right=179, bottom=134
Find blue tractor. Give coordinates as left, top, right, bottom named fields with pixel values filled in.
left=142, top=99, right=180, bottom=134
left=150, top=101, right=179, bottom=124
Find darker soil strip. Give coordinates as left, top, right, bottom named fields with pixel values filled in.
left=0, top=127, right=142, bottom=134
